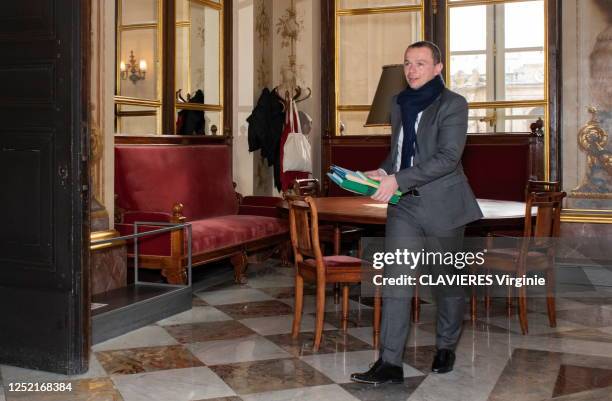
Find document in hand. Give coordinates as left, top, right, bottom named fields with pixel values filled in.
left=327, top=165, right=402, bottom=204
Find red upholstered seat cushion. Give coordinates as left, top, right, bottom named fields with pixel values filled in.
left=188, top=215, right=288, bottom=254
left=305, top=255, right=365, bottom=268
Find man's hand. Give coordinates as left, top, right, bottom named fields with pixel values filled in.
left=372, top=174, right=399, bottom=203
left=364, top=168, right=387, bottom=179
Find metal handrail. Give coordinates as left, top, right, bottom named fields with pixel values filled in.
left=90, top=221, right=193, bottom=288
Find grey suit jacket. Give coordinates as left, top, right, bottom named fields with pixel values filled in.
left=380, top=88, right=483, bottom=229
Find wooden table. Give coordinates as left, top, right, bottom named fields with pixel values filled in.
left=279, top=196, right=528, bottom=305
left=279, top=196, right=530, bottom=254
left=281, top=196, right=527, bottom=227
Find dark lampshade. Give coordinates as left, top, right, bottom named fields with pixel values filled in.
left=364, top=64, right=407, bottom=127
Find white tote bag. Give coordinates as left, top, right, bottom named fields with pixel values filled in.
left=283, top=99, right=312, bottom=173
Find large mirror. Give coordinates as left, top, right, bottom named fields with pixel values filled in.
left=175, top=0, right=223, bottom=136
left=115, top=0, right=226, bottom=137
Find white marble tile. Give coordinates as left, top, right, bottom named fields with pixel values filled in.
left=346, top=325, right=436, bottom=349
left=92, top=325, right=178, bottom=352
left=301, top=350, right=422, bottom=384
left=407, top=343, right=510, bottom=401
left=498, top=330, right=612, bottom=357
left=195, top=288, right=275, bottom=305
left=112, top=366, right=235, bottom=401
left=240, top=314, right=336, bottom=336
left=346, top=327, right=375, bottom=346
left=187, top=334, right=291, bottom=365
left=281, top=296, right=372, bottom=314
left=482, top=311, right=586, bottom=335
left=241, top=384, right=360, bottom=401
left=0, top=354, right=107, bottom=384
left=156, top=306, right=232, bottom=326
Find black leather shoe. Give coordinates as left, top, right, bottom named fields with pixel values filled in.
left=431, top=349, right=455, bottom=373
left=350, top=358, right=404, bottom=385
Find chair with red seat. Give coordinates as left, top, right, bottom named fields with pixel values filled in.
left=287, top=195, right=381, bottom=351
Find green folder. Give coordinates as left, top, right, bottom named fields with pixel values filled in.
left=327, top=171, right=401, bottom=204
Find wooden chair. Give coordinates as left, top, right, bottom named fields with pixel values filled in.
left=472, top=191, right=566, bottom=334
left=293, top=178, right=365, bottom=305
left=525, top=180, right=560, bottom=201
left=287, top=195, right=381, bottom=351
left=292, top=178, right=364, bottom=255
left=477, top=179, right=562, bottom=311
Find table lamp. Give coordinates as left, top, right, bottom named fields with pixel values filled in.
left=364, top=64, right=408, bottom=127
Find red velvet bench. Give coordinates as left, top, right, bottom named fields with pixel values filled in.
left=115, top=144, right=289, bottom=284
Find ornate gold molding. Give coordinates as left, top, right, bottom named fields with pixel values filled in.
left=571, top=107, right=612, bottom=195
left=90, top=230, right=125, bottom=251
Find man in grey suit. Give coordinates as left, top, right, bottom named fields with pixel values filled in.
left=351, top=41, right=482, bottom=384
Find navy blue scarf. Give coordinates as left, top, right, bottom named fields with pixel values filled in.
left=397, top=75, right=445, bottom=170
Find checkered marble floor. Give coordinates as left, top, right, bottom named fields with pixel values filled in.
left=2, top=260, right=612, bottom=401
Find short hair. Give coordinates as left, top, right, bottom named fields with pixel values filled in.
left=407, top=41, right=442, bottom=65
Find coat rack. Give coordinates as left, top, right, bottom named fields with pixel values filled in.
left=272, top=85, right=311, bottom=111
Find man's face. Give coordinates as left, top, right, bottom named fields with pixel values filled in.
left=403, top=46, right=443, bottom=90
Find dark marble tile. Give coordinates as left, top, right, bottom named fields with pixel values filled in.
left=552, top=364, right=612, bottom=397
left=567, top=297, right=612, bottom=307
left=4, top=378, right=123, bottom=401
left=537, top=328, right=612, bottom=343
left=265, top=330, right=372, bottom=357
left=95, top=345, right=203, bottom=375
left=544, top=386, right=612, bottom=401
left=209, top=358, right=333, bottom=395
left=464, top=319, right=511, bottom=334
left=555, top=306, right=612, bottom=328
left=490, top=349, right=612, bottom=401
left=204, top=281, right=250, bottom=292
left=193, top=398, right=243, bottom=401
left=488, top=349, right=562, bottom=401
left=419, top=319, right=509, bottom=335
left=192, top=296, right=209, bottom=307
left=560, top=352, right=612, bottom=371
left=246, top=259, right=289, bottom=275
left=322, top=309, right=376, bottom=328
left=164, top=320, right=255, bottom=343
left=403, top=345, right=437, bottom=373
left=257, top=286, right=316, bottom=299
left=215, top=300, right=294, bottom=319
left=340, top=376, right=426, bottom=401
left=472, top=299, right=517, bottom=318
left=349, top=295, right=376, bottom=308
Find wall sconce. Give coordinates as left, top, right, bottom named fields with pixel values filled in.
left=120, top=50, right=147, bottom=84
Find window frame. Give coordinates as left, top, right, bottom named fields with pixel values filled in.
left=321, top=0, right=560, bottom=183
left=334, top=2, right=427, bottom=137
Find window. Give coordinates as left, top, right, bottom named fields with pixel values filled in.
left=115, top=0, right=227, bottom=136
left=447, top=0, right=547, bottom=134
left=335, top=1, right=425, bottom=136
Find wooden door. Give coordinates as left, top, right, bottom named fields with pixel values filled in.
left=0, top=0, right=90, bottom=374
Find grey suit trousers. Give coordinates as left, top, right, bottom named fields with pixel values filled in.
left=380, top=196, right=466, bottom=366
